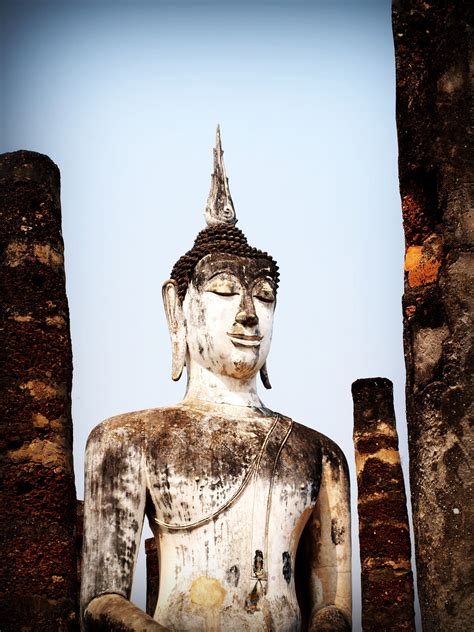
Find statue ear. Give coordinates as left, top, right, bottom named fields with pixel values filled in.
left=162, top=279, right=186, bottom=381
left=260, top=363, right=272, bottom=390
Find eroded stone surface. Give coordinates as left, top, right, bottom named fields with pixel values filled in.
left=0, top=151, right=77, bottom=630
left=352, top=378, right=415, bottom=632
left=393, top=2, right=473, bottom=628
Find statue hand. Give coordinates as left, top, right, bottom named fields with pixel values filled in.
left=308, top=605, right=351, bottom=631
left=84, top=594, right=171, bottom=631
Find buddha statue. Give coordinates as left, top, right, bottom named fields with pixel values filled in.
left=80, top=128, right=351, bottom=631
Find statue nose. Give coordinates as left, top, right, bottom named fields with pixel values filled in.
left=235, top=309, right=259, bottom=327
left=235, top=291, right=259, bottom=327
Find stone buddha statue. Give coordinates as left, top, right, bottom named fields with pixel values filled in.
left=80, top=128, right=351, bottom=631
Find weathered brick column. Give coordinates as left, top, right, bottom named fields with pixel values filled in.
left=393, top=1, right=473, bottom=629
left=0, top=151, right=78, bottom=630
left=352, top=378, right=415, bottom=632
left=145, top=537, right=159, bottom=617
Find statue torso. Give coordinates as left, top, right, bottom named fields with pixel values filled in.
left=101, top=404, right=325, bottom=632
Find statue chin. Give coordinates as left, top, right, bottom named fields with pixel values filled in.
left=224, top=353, right=264, bottom=380
left=189, top=345, right=266, bottom=381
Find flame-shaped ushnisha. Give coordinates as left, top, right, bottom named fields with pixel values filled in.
left=204, top=125, right=237, bottom=226
left=170, top=126, right=279, bottom=304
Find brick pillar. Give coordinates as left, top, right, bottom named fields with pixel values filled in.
left=0, top=151, right=78, bottom=630
left=393, top=1, right=473, bottom=628
left=145, top=537, right=159, bottom=617
left=352, top=378, right=415, bottom=632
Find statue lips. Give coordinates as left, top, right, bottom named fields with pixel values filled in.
left=227, top=331, right=263, bottom=348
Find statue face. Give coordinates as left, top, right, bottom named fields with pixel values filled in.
left=183, top=253, right=276, bottom=380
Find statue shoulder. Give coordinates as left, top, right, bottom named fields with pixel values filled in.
left=319, top=432, right=349, bottom=475
left=287, top=417, right=349, bottom=472
left=86, top=410, right=143, bottom=446
left=86, top=405, right=190, bottom=448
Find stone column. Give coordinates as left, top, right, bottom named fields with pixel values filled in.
left=352, top=378, right=415, bottom=632
left=0, top=151, right=78, bottom=630
left=393, top=1, right=473, bottom=629
left=145, top=538, right=159, bottom=617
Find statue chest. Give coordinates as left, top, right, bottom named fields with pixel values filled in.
left=144, top=416, right=321, bottom=535
left=143, top=417, right=322, bottom=630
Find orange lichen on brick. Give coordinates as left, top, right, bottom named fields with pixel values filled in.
left=4, top=241, right=63, bottom=268
left=404, top=235, right=442, bottom=287
left=7, top=438, right=71, bottom=470
left=19, top=380, right=67, bottom=400
left=402, top=193, right=431, bottom=244
left=404, top=245, right=423, bottom=270
left=32, top=412, right=50, bottom=428
left=46, top=314, right=67, bottom=328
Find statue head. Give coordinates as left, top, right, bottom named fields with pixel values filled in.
left=162, top=127, right=279, bottom=391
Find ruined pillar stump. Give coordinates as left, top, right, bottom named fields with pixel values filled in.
left=145, top=537, right=159, bottom=617
left=352, top=378, right=415, bottom=632
left=0, top=151, right=77, bottom=630
left=393, top=1, right=473, bottom=628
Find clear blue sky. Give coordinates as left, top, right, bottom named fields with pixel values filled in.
left=1, top=1, right=412, bottom=626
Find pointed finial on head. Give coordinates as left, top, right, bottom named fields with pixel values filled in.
left=204, top=125, right=237, bottom=226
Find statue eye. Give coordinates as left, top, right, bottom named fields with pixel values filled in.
left=253, top=281, right=275, bottom=304
left=205, top=277, right=240, bottom=296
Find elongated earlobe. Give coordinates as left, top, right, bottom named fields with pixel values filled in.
left=260, top=363, right=272, bottom=389
left=171, top=333, right=186, bottom=381
left=162, top=280, right=186, bottom=381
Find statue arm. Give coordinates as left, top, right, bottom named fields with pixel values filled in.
left=306, top=441, right=352, bottom=631
left=80, top=421, right=165, bottom=631
left=84, top=594, right=169, bottom=631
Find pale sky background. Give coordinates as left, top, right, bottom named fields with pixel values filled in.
left=1, top=0, right=417, bottom=627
